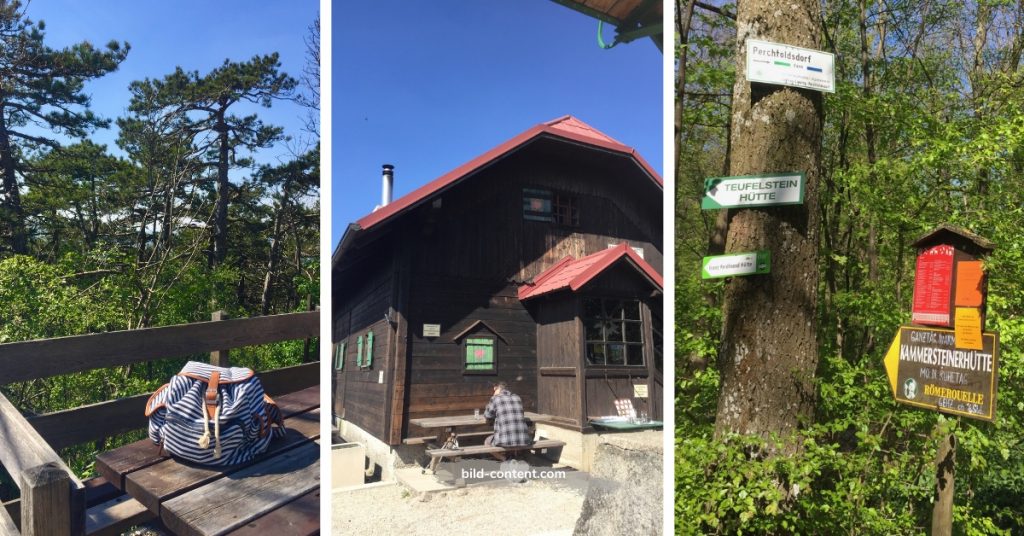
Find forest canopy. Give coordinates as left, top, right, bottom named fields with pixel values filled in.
left=676, top=0, right=1024, bottom=533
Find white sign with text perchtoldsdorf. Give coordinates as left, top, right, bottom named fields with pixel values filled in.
left=746, top=39, right=835, bottom=93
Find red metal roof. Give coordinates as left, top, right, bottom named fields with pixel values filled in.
left=354, top=115, right=661, bottom=232
left=518, top=243, right=663, bottom=301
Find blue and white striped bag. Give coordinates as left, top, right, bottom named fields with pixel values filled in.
left=145, top=361, right=285, bottom=466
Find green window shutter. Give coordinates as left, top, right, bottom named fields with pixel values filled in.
left=356, top=335, right=364, bottom=367
left=334, top=342, right=346, bottom=370
left=366, top=331, right=375, bottom=368
left=465, top=338, right=495, bottom=371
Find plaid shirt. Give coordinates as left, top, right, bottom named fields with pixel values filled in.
left=484, top=389, right=531, bottom=447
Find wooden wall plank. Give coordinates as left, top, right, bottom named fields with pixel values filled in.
left=0, top=311, right=318, bottom=386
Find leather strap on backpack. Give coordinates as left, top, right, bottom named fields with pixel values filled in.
left=205, top=370, right=221, bottom=415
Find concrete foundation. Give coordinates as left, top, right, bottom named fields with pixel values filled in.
left=534, top=424, right=598, bottom=472
left=331, top=442, right=366, bottom=489
left=335, top=416, right=423, bottom=482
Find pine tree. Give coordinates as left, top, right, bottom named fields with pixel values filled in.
left=0, top=0, right=128, bottom=254
left=126, top=55, right=296, bottom=267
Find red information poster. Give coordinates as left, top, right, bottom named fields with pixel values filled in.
left=912, top=244, right=954, bottom=325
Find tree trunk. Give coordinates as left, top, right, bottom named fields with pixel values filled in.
left=0, top=108, right=28, bottom=254
left=213, top=108, right=230, bottom=267
left=714, top=0, right=823, bottom=444
left=260, top=180, right=292, bottom=315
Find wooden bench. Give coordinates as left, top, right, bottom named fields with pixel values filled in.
left=402, top=431, right=492, bottom=446
left=426, top=438, right=566, bottom=460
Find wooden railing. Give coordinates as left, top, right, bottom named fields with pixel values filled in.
left=0, top=310, right=319, bottom=536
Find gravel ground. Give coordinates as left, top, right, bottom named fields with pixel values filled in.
left=332, top=477, right=588, bottom=535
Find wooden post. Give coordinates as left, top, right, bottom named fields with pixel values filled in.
left=20, top=462, right=73, bottom=536
left=301, top=297, right=315, bottom=364
left=209, top=310, right=230, bottom=367
left=932, top=431, right=956, bottom=536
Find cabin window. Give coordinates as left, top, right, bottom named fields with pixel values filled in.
left=584, top=297, right=644, bottom=366
left=464, top=336, right=497, bottom=373
left=334, top=341, right=346, bottom=370
left=356, top=335, right=364, bottom=367
left=523, top=188, right=578, bottom=226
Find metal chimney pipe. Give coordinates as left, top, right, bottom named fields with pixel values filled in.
left=381, top=164, right=394, bottom=207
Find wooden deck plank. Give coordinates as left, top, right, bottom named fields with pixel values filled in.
left=126, top=410, right=319, bottom=513
left=161, top=441, right=320, bottom=536
left=95, top=386, right=319, bottom=490
left=225, top=489, right=319, bottom=536
left=83, top=476, right=123, bottom=508
left=85, top=495, right=154, bottom=536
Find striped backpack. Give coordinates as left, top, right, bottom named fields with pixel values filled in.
left=145, top=361, right=285, bottom=466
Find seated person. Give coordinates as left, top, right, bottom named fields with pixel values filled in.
left=484, top=381, right=532, bottom=461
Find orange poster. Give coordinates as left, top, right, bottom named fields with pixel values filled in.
left=955, top=260, right=984, bottom=307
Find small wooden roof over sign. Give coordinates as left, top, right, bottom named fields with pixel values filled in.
left=912, top=223, right=995, bottom=256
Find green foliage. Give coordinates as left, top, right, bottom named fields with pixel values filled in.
left=677, top=0, right=1024, bottom=532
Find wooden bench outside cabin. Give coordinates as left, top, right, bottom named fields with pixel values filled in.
left=425, top=438, right=566, bottom=469
left=401, top=431, right=492, bottom=446
left=0, top=310, right=319, bottom=536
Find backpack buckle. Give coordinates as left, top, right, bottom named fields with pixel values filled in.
left=205, top=370, right=221, bottom=416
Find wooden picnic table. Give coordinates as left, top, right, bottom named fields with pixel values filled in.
left=94, top=385, right=320, bottom=536
left=410, top=411, right=557, bottom=430
left=409, top=411, right=565, bottom=473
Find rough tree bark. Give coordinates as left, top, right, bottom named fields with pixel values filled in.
left=714, top=0, right=823, bottom=443
left=260, top=176, right=292, bottom=315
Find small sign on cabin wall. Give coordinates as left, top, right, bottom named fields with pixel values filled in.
left=423, top=323, right=441, bottom=338
left=633, top=384, right=649, bottom=398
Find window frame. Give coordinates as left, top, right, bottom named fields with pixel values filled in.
left=582, top=296, right=645, bottom=367
left=462, top=334, right=498, bottom=375
left=522, top=187, right=579, bottom=227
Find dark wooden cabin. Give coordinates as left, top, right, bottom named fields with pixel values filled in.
left=333, top=116, right=663, bottom=446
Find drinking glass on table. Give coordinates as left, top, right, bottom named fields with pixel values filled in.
left=474, top=408, right=480, bottom=419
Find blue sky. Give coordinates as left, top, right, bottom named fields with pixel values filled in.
left=22, top=0, right=318, bottom=166
left=333, top=1, right=663, bottom=246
